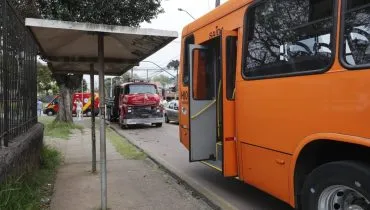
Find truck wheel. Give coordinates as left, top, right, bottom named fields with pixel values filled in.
left=86, top=110, right=92, bottom=117
left=154, top=123, right=162, bottom=127
left=165, top=114, right=169, bottom=123
left=47, top=110, right=55, bottom=116
left=301, top=161, right=370, bottom=210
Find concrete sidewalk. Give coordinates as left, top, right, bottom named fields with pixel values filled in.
left=46, top=119, right=212, bottom=210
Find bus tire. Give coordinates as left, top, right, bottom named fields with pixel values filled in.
left=301, top=161, right=370, bottom=210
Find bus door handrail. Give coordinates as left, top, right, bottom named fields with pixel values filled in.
left=191, top=100, right=216, bottom=119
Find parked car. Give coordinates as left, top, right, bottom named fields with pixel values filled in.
left=165, top=100, right=179, bottom=123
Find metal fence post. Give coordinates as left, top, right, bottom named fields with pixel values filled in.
left=3, top=0, right=9, bottom=147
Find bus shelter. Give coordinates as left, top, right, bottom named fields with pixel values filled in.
left=25, top=18, right=178, bottom=210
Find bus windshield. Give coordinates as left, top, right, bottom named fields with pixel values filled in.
left=343, top=1, right=370, bottom=66
left=127, top=85, right=156, bottom=94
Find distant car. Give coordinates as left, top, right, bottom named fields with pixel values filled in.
left=165, top=100, right=179, bottom=123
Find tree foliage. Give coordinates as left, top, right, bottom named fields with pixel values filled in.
left=74, top=79, right=88, bottom=93
left=37, top=62, right=59, bottom=96
left=166, top=59, right=179, bottom=90
left=166, top=59, right=179, bottom=70
left=152, top=74, right=171, bottom=88
left=11, top=0, right=164, bottom=26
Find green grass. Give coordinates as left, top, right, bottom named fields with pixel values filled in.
left=107, top=128, right=146, bottom=160
left=0, top=146, right=62, bottom=210
left=38, top=117, right=84, bottom=139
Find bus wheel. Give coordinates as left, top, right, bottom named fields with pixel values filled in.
left=154, top=123, right=162, bottom=127
left=301, top=161, right=370, bottom=210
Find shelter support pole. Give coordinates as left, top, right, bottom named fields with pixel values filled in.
left=98, top=33, right=107, bottom=210
left=90, top=64, right=96, bottom=173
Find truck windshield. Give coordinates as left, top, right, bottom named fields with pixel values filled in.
left=128, top=85, right=156, bottom=94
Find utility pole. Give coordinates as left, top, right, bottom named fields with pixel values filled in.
left=98, top=33, right=107, bottom=210
left=90, top=64, right=96, bottom=173
left=110, top=77, right=113, bottom=98
left=215, top=0, right=220, bottom=7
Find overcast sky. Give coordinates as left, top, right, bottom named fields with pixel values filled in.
left=85, top=0, right=227, bottom=86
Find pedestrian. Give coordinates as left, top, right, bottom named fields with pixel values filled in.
left=75, top=99, right=83, bottom=120
left=37, top=99, right=43, bottom=117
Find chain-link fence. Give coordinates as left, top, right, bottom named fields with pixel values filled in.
left=0, top=0, right=38, bottom=147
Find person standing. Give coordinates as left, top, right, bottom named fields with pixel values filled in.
left=75, top=99, right=83, bottom=120
left=37, top=99, right=43, bottom=117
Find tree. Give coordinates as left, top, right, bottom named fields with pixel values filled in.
left=75, top=79, right=88, bottom=93
left=11, top=0, right=164, bottom=122
left=11, top=0, right=163, bottom=26
left=167, top=59, right=180, bottom=90
left=53, top=73, right=83, bottom=122
left=152, top=75, right=171, bottom=88
left=37, top=62, right=59, bottom=96
left=166, top=60, right=179, bottom=70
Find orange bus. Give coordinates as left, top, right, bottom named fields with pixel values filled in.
left=178, top=0, right=370, bottom=209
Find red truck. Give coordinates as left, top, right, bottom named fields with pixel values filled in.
left=110, top=82, right=164, bottom=128
left=43, top=92, right=99, bottom=116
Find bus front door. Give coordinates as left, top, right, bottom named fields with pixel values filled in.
left=189, top=44, right=217, bottom=162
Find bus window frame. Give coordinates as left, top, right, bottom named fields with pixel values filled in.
left=339, top=0, right=370, bottom=70
left=226, top=36, right=237, bottom=101
left=241, top=0, right=338, bottom=81
left=191, top=48, right=215, bottom=101
left=182, top=34, right=195, bottom=86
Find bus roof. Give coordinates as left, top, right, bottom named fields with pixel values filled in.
left=182, top=0, right=252, bottom=37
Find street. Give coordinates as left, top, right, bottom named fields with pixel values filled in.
left=111, top=123, right=293, bottom=210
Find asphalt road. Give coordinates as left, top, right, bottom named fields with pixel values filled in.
left=111, top=122, right=293, bottom=210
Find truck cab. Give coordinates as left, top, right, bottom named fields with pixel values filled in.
left=113, top=82, right=164, bottom=128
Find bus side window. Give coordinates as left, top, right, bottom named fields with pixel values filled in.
left=192, top=49, right=214, bottom=100
left=183, top=35, right=195, bottom=86
left=342, top=0, right=370, bottom=67
left=244, top=0, right=335, bottom=78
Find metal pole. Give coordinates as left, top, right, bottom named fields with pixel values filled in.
left=215, top=0, right=220, bottom=7
left=98, top=33, right=107, bottom=210
left=90, top=64, right=96, bottom=173
left=131, top=68, right=134, bottom=80
left=147, top=69, right=149, bottom=82
left=3, top=0, right=9, bottom=147
left=81, top=78, right=84, bottom=120
left=110, top=77, right=113, bottom=98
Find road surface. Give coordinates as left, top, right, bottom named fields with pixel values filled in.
left=111, top=123, right=293, bottom=210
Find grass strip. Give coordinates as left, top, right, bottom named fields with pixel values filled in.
left=107, top=128, right=146, bottom=160
left=38, top=117, right=83, bottom=140
left=0, top=146, right=61, bottom=210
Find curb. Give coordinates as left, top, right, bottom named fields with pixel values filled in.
left=109, top=124, right=238, bottom=210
